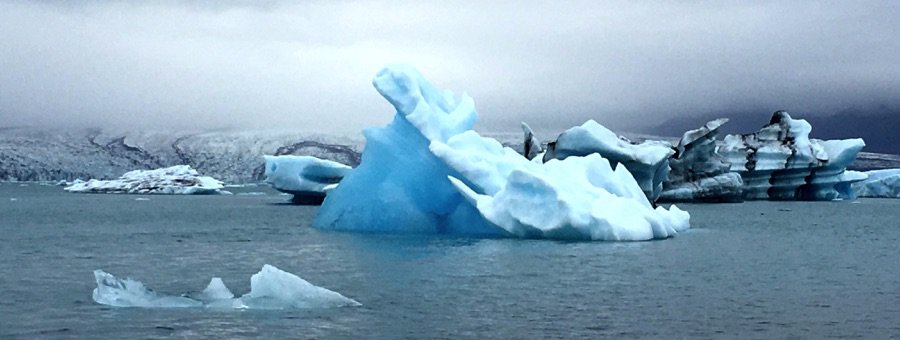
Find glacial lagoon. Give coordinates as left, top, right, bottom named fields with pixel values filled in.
left=1, top=183, right=898, bottom=338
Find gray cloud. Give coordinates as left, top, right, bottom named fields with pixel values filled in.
left=0, top=1, right=897, bottom=134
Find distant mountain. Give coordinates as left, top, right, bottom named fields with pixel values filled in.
left=0, top=127, right=532, bottom=183
left=0, top=128, right=364, bottom=183
left=645, top=106, right=900, bottom=155
left=1, top=124, right=897, bottom=184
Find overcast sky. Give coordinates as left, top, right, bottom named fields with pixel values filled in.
left=0, top=1, right=897, bottom=134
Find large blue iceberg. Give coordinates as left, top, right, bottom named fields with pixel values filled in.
left=313, top=65, right=690, bottom=241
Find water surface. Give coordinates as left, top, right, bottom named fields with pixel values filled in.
left=1, top=183, right=898, bottom=338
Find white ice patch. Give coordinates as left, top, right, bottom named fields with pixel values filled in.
left=192, top=277, right=234, bottom=302
left=239, top=264, right=362, bottom=309
left=65, top=165, right=225, bottom=195
left=720, top=111, right=865, bottom=200
left=545, top=120, right=675, bottom=201
left=853, top=168, right=900, bottom=198
left=92, top=270, right=201, bottom=308
left=92, top=265, right=359, bottom=309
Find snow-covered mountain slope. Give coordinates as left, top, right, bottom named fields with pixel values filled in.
left=2, top=127, right=898, bottom=184
left=0, top=128, right=362, bottom=183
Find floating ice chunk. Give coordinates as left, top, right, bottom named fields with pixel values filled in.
left=91, top=265, right=359, bottom=309
left=448, top=154, right=690, bottom=241
left=92, top=270, right=202, bottom=308
left=542, top=120, right=674, bottom=202
left=239, top=264, right=361, bottom=309
left=192, top=277, right=235, bottom=302
left=660, top=118, right=743, bottom=202
left=264, top=155, right=351, bottom=205
left=521, top=122, right=543, bottom=160
left=314, top=66, right=497, bottom=235
left=853, top=169, right=900, bottom=198
left=315, top=64, right=690, bottom=241
left=804, top=139, right=867, bottom=200
left=65, top=165, right=225, bottom=195
left=235, top=192, right=267, bottom=196
left=720, top=111, right=865, bottom=200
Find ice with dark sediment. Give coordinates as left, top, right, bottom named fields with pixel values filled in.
left=659, top=118, right=743, bottom=202
left=719, top=111, right=866, bottom=200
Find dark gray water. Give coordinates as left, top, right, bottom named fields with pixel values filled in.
left=1, top=183, right=898, bottom=339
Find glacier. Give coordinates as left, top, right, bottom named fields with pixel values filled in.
left=314, top=64, right=690, bottom=241
left=719, top=111, right=866, bottom=200
left=852, top=169, right=900, bottom=198
left=263, top=155, right=351, bottom=204
left=659, top=119, right=744, bottom=202
left=92, top=264, right=360, bottom=309
left=542, top=120, right=674, bottom=202
left=0, top=128, right=363, bottom=184
left=64, top=165, right=226, bottom=195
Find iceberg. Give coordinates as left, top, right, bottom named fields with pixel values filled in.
left=520, top=122, right=543, bottom=160
left=92, top=264, right=360, bottom=309
left=92, top=270, right=202, bottom=308
left=719, top=111, right=865, bottom=200
left=263, top=155, right=351, bottom=204
left=238, top=264, right=361, bottom=309
left=659, top=119, right=743, bottom=202
left=314, top=64, right=690, bottom=241
left=542, top=121, right=675, bottom=202
left=852, top=169, right=900, bottom=198
left=64, top=165, right=225, bottom=195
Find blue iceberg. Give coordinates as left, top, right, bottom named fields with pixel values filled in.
left=264, top=155, right=351, bottom=204
left=313, top=65, right=690, bottom=241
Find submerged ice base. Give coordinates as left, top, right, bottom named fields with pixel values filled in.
left=314, top=65, right=690, bottom=241
left=92, top=265, right=360, bottom=309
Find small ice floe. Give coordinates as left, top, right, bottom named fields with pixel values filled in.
left=10, top=198, right=18, bottom=201
left=236, top=192, right=267, bottom=196
left=92, top=264, right=360, bottom=309
left=225, top=183, right=259, bottom=188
